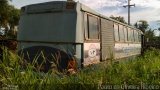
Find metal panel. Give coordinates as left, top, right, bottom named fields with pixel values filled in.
left=83, top=43, right=100, bottom=66
left=101, top=19, right=114, bottom=60
left=18, top=12, right=77, bottom=43
left=114, top=43, right=141, bottom=59
left=27, top=2, right=63, bottom=13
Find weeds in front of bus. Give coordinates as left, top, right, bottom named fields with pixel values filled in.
left=109, top=47, right=114, bottom=65
left=1, top=47, right=160, bottom=89
left=51, top=52, right=61, bottom=72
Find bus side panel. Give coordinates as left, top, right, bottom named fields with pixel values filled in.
left=83, top=43, right=100, bottom=66
left=114, top=43, right=141, bottom=59
left=101, top=19, right=114, bottom=61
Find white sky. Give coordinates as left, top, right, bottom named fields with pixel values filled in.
left=10, top=0, right=160, bottom=35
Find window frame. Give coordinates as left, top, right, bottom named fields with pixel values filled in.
left=134, top=30, right=139, bottom=43
left=124, top=26, right=128, bottom=42
left=119, top=24, right=125, bottom=42
left=114, top=23, right=119, bottom=42
left=128, top=28, right=134, bottom=42
left=85, top=13, right=100, bottom=41
left=138, top=31, right=141, bottom=42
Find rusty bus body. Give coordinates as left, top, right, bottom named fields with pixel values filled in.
left=18, top=1, right=143, bottom=71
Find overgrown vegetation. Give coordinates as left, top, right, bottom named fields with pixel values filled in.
left=0, top=0, right=20, bottom=39
left=0, top=48, right=160, bottom=89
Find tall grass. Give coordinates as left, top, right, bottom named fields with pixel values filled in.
left=0, top=47, right=160, bottom=89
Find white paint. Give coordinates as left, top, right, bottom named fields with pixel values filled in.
left=83, top=43, right=100, bottom=66
left=88, top=48, right=97, bottom=58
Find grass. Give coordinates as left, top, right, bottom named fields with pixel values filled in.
left=0, top=47, right=160, bottom=89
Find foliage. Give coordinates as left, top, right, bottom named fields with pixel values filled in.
left=134, top=20, right=158, bottom=43
left=145, top=28, right=155, bottom=41
left=0, top=0, right=10, bottom=28
left=0, top=0, right=20, bottom=39
left=6, top=5, right=20, bottom=39
left=134, top=20, right=149, bottom=33
left=0, top=48, right=160, bottom=89
left=8, top=6, right=20, bottom=30
left=110, top=15, right=127, bottom=24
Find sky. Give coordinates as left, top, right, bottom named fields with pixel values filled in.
left=10, top=0, right=160, bottom=35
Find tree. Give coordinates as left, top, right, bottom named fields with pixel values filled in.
left=110, top=15, right=127, bottom=24
left=8, top=6, right=20, bottom=31
left=145, top=28, right=155, bottom=41
left=134, top=20, right=158, bottom=42
left=0, top=0, right=20, bottom=39
left=0, top=0, right=10, bottom=32
left=134, top=20, right=149, bottom=33
left=6, top=6, right=20, bottom=39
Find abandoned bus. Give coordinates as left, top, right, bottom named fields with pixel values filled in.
left=18, top=1, right=143, bottom=71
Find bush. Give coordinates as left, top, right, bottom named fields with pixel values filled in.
left=0, top=48, right=160, bottom=89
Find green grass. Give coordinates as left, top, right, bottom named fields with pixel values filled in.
left=0, top=47, right=160, bottom=90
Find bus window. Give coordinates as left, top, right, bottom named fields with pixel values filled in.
left=128, top=28, right=134, bottom=42
left=124, top=27, right=128, bottom=42
left=131, top=29, right=134, bottom=42
left=88, top=15, right=99, bottom=39
left=134, top=30, right=139, bottom=42
left=119, top=25, right=125, bottom=42
left=138, top=32, right=141, bottom=42
left=114, top=23, right=119, bottom=41
left=84, top=13, right=88, bottom=40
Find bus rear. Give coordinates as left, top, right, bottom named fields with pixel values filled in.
left=18, top=1, right=79, bottom=72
